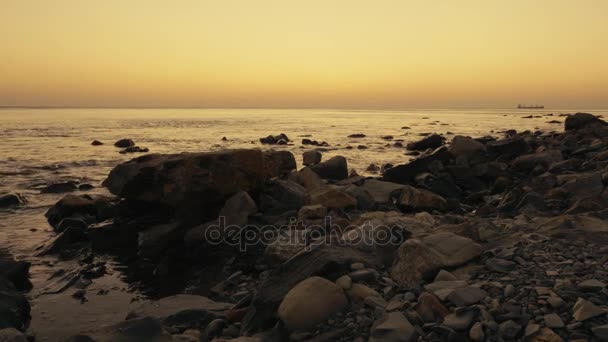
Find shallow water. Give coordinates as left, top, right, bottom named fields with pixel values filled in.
left=0, top=107, right=606, bottom=339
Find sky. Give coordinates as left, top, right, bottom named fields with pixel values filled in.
left=0, top=0, right=607, bottom=109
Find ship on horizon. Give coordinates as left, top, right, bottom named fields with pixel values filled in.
left=517, top=104, right=544, bottom=109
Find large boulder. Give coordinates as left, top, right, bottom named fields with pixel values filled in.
left=259, top=180, right=309, bottom=215
left=407, top=134, right=444, bottom=151
left=390, top=232, right=482, bottom=287
left=397, top=186, right=447, bottom=212
left=302, top=150, right=322, bottom=166
left=357, top=179, right=405, bottom=205
left=103, top=149, right=295, bottom=211
left=448, top=136, right=486, bottom=159
left=0, top=250, right=31, bottom=292
left=310, top=156, right=348, bottom=180
left=565, top=113, right=607, bottom=131
left=277, top=276, right=348, bottom=331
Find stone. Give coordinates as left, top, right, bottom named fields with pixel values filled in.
left=114, top=138, right=135, bottom=147
left=349, top=283, right=380, bottom=301
left=390, top=233, right=481, bottom=287
left=443, top=311, right=475, bottom=331
left=40, top=181, right=78, bottom=194
left=369, top=312, right=418, bottom=342
left=531, top=328, right=564, bottom=342
left=91, top=140, right=103, bottom=146
left=0, top=328, right=27, bottom=342
left=310, top=156, right=348, bottom=180
left=383, top=147, right=451, bottom=184
left=137, top=222, right=180, bottom=259
left=485, top=258, right=517, bottom=273
left=120, top=146, right=149, bottom=154
left=572, top=297, right=606, bottom=321
left=498, top=320, right=522, bottom=339
left=544, top=313, right=564, bottom=328
left=292, top=167, right=325, bottom=192
left=525, top=323, right=541, bottom=337
left=364, top=295, right=388, bottom=309
left=397, top=185, right=447, bottom=212
left=358, top=179, right=405, bottom=204
left=562, top=172, right=605, bottom=199
left=335, top=276, right=352, bottom=290
left=469, top=322, right=485, bottom=342
left=218, top=191, right=258, bottom=226
left=578, top=279, right=606, bottom=291
left=565, top=113, right=607, bottom=130
left=0, top=286, right=30, bottom=330
left=297, top=204, right=327, bottom=221
left=277, top=276, right=348, bottom=331
left=434, top=270, right=457, bottom=282
left=0, top=194, right=25, bottom=208
left=487, top=136, right=529, bottom=158
left=260, top=179, right=309, bottom=214
left=263, top=229, right=308, bottom=264
left=592, top=324, right=608, bottom=341
left=310, top=187, right=357, bottom=209
left=103, top=149, right=296, bottom=211
left=34, top=226, right=87, bottom=256
left=415, top=292, right=450, bottom=322
left=407, top=134, right=444, bottom=151
left=449, top=136, right=486, bottom=159
left=447, top=286, right=487, bottom=306
left=512, top=150, right=563, bottom=172
left=45, top=194, right=116, bottom=228
left=303, top=150, right=322, bottom=166
left=70, top=316, right=170, bottom=341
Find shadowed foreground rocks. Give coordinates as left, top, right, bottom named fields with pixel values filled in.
left=31, top=113, right=608, bottom=341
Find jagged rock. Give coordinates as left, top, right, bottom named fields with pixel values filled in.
left=310, top=156, right=348, bottom=180
left=447, top=286, right=487, bottom=306
left=448, top=136, right=486, bottom=159
left=103, top=149, right=295, bottom=212
left=302, top=151, right=322, bottom=166
left=531, top=327, right=564, bottom=342
left=390, top=232, right=482, bottom=287
left=369, top=312, right=418, bottom=342
left=383, top=147, right=451, bottom=184
left=0, top=194, right=25, bottom=209
left=277, top=276, right=347, bottom=331
left=0, top=251, right=31, bottom=292
left=397, top=186, right=447, bottom=212
left=572, top=297, right=606, bottom=321
left=565, top=113, right=607, bottom=130
left=120, top=146, right=149, bottom=154
left=357, top=179, right=405, bottom=205
left=407, top=134, right=444, bottom=151
left=114, top=139, right=135, bottom=148
left=218, top=191, right=258, bottom=226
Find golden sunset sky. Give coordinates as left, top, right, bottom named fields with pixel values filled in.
left=1, top=0, right=607, bottom=108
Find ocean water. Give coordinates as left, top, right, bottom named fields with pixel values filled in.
left=0, top=107, right=606, bottom=338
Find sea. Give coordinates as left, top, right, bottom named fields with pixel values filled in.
left=0, top=107, right=605, bottom=339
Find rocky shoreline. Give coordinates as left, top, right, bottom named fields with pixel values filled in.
left=2, top=112, right=608, bottom=341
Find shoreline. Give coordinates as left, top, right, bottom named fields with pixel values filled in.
left=1, top=112, right=608, bottom=341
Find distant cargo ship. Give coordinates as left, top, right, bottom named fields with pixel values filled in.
left=517, top=104, right=544, bottom=109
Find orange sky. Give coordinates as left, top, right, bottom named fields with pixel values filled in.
left=1, top=0, right=607, bottom=108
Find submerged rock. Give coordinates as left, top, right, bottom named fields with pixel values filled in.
left=40, top=181, right=78, bottom=194
left=114, top=139, right=135, bottom=148
left=369, top=312, right=418, bottom=342
left=0, top=194, right=25, bottom=209
left=302, top=150, right=322, bottom=166
left=406, top=134, right=444, bottom=151
left=310, top=156, right=348, bottom=180
left=45, top=194, right=116, bottom=228
left=565, top=112, right=607, bottom=130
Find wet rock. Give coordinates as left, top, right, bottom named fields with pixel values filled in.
left=565, top=113, right=607, bottom=130
left=406, top=134, right=444, bottom=151
left=260, top=133, right=289, bottom=145
left=390, top=232, right=482, bottom=287
left=369, top=312, right=418, bottom=342
left=120, top=146, right=149, bottom=154
left=348, top=133, right=366, bottom=138
left=70, top=316, right=171, bottom=341
left=78, top=184, right=94, bottom=191
left=383, top=147, right=451, bottom=184
left=91, top=140, right=103, bottom=146
left=303, top=151, right=322, bottom=166
left=572, top=297, right=606, bottom=321
left=277, top=276, right=348, bottom=331
left=310, top=156, right=348, bottom=180
left=104, top=149, right=295, bottom=212
left=34, top=226, right=87, bottom=256
left=0, top=194, right=25, bottom=209
left=114, top=138, right=135, bottom=148
left=40, top=181, right=78, bottom=194
left=45, top=194, right=116, bottom=228
left=397, top=185, right=447, bottom=212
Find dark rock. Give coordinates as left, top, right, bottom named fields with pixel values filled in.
left=103, top=149, right=296, bottom=213
left=565, top=113, right=607, bottom=131
left=310, top=156, right=348, bottom=180
left=512, top=150, right=563, bottom=172
left=0, top=194, right=25, bottom=209
left=260, top=180, right=309, bottom=215
left=34, top=226, right=87, bottom=256
left=40, top=182, right=78, bottom=194
left=120, top=146, right=149, bottom=154
left=114, top=139, right=135, bottom=148
left=485, top=258, right=516, bottom=273
left=406, top=134, right=444, bottom=151
left=66, top=316, right=170, bottom=341
left=0, top=251, right=31, bottom=292
left=45, top=194, right=116, bottom=228
left=369, top=312, right=418, bottom=342
left=383, top=147, right=451, bottom=184
left=260, top=133, right=289, bottom=145
left=397, top=186, right=447, bottom=212
left=486, top=136, right=529, bottom=158
left=78, top=184, right=94, bottom=191
left=302, top=151, right=322, bottom=166
left=348, top=134, right=366, bottom=138
left=91, top=140, right=103, bottom=146
left=0, top=289, right=30, bottom=331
